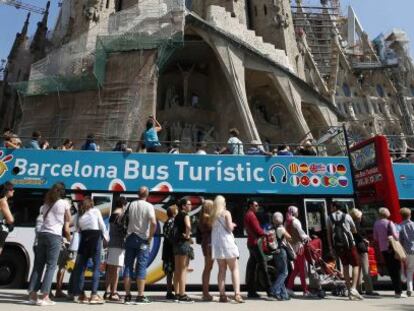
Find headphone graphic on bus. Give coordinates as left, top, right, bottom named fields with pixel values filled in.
left=269, top=164, right=288, bottom=184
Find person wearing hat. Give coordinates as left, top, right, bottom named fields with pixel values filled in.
left=246, top=140, right=272, bottom=156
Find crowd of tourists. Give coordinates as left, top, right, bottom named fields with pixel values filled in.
left=1, top=116, right=317, bottom=156
left=1, top=181, right=414, bottom=306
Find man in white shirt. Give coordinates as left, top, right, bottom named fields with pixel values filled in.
left=123, top=186, right=157, bottom=304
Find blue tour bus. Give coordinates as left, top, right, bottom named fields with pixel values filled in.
left=0, top=148, right=354, bottom=288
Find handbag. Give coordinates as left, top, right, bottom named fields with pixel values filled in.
left=282, top=242, right=297, bottom=262
left=68, top=231, right=80, bottom=252
left=387, top=221, right=407, bottom=261
left=356, top=240, right=368, bottom=253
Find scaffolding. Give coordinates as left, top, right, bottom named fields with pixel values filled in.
left=13, top=0, right=185, bottom=96
left=292, top=0, right=342, bottom=85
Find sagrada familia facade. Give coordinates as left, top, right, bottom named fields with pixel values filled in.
left=0, top=0, right=413, bottom=151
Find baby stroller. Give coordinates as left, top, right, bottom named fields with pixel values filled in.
left=255, top=230, right=278, bottom=290
left=305, top=238, right=347, bottom=298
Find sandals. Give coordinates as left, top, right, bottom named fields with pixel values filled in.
left=219, top=295, right=228, bottom=303
left=234, top=294, right=244, bottom=303
left=109, top=293, right=121, bottom=302
left=202, top=294, right=213, bottom=302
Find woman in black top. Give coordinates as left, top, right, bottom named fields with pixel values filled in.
left=173, top=198, right=193, bottom=303
left=162, top=205, right=177, bottom=300
left=104, top=197, right=126, bottom=301
left=350, top=208, right=378, bottom=296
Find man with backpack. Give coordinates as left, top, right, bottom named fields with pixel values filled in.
left=327, top=202, right=362, bottom=301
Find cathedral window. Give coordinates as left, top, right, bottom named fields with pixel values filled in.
left=264, top=5, right=267, bottom=15
left=376, top=84, right=385, bottom=97
left=342, top=83, right=351, bottom=97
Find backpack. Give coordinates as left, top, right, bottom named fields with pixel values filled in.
left=330, top=213, right=353, bottom=254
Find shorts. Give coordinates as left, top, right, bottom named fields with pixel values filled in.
left=0, top=231, right=8, bottom=249
left=174, top=241, right=194, bottom=260
left=57, top=245, right=71, bottom=269
left=123, top=234, right=149, bottom=280
left=107, top=247, right=125, bottom=267
left=339, top=246, right=360, bottom=267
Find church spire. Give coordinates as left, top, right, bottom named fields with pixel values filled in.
left=8, top=12, right=31, bottom=60
left=30, top=1, right=50, bottom=61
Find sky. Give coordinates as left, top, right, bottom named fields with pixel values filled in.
left=0, top=0, right=413, bottom=65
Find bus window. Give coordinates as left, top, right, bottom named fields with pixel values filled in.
left=332, top=198, right=355, bottom=213
left=10, top=189, right=46, bottom=227
left=91, top=193, right=113, bottom=220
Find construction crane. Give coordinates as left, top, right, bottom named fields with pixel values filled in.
left=0, top=0, right=45, bottom=14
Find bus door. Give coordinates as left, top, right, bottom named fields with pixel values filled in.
left=304, top=199, right=328, bottom=256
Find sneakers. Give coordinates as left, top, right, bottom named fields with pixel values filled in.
left=36, top=299, right=56, bottom=306
left=177, top=295, right=194, bottom=304
left=247, top=292, right=261, bottom=299
left=349, top=288, right=364, bottom=301
left=365, top=291, right=380, bottom=297
left=286, top=288, right=295, bottom=297
left=89, top=295, right=105, bottom=305
left=407, top=291, right=412, bottom=297
left=54, top=291, right=68, bottom=299
left=395, top=293, right=407, bottom=298
left=123, top=294, right=132, bottom=305
left=135, top=296, right=152, bottom=304
left=165, top=293, right=177, bottom=300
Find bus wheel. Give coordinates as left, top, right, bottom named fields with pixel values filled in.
left=0, top=248, right=26, bottom=288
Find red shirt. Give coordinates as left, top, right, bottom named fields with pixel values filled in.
left=244, top=209, right=264, bottom=247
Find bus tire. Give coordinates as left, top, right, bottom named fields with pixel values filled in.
left=0, top=248, right=27, bottom=288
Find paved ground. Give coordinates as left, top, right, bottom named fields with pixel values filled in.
left=0, top=290, right=412, bottom=311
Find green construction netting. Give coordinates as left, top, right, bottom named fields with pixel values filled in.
left=13, top=1, right=185, bottom=97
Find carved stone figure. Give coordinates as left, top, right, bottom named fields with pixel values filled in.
left=84, top=0, right=100, bottom=22
left=181, top=123, right=193, bottom=149
left=178, top=64, right=195, bottom=106
left=273, top=3, right=289, bottom=29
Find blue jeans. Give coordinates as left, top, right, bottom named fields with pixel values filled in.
left=28, top=232, right=62, bottom=294
left=123, top=234, right=149, bottom=280
left=72, top=237, right=102, bottom=295
left=270, top=248, right=289, bottom=299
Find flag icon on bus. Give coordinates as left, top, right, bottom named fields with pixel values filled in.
left=336, top=164, right=347, bottom=175
left=289, top=163, right=299, bottom=174
left=327, top=164, right=336, bottom=175
left=290, top=175, right=300, bottom=186
left=299, top=163, right=309, bottom=174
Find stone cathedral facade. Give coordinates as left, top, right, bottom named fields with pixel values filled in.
left=0, top=0, right=413, bottom=151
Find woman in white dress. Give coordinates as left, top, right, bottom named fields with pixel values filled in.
left=210, top=195, right=243, bottom=303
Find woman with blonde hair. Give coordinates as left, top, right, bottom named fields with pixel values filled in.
left=211, top=195, right=243, bottom=303
left=349, top=208, right=378, bottom=296
left=198, top=200, right=214, bottom=301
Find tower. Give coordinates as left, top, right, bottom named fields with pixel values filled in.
left=248, top=0, right=301, bottom=72
left=192, top=0, right=248, bottom=26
